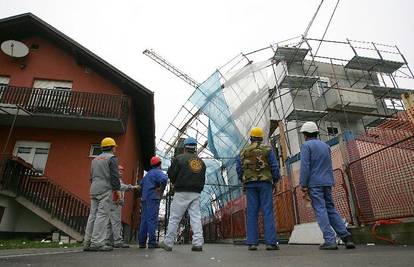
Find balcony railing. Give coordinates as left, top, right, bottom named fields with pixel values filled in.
left=0, top=85, right=129, bottom=124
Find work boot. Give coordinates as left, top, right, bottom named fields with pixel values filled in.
left=342, top=235, right=356, bottom=249
left=83, top=241, right=92, bottom=252
left=113, top=243, right=129, bottom=248
left=191, top=246, right=203, bottom=252
left=248, top=245, right=258, bottom=251
left=148, top=243, right=160, bottom=249
left=160, top=241, right=172, bottom=252
left=266, top=244, right=280, bottom=250
left=319, top=243, right=338, bottom=250
left=89, top=245, right=113, bottom=252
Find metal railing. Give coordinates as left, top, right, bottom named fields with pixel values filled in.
left=0, top=155, right=90, bottom=234
left=0, top=85, right=129, bottom=123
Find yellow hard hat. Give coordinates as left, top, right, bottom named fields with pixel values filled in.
left=101, top=137, right=117, bottom=148
left=250, top=127, right=264, bottom=138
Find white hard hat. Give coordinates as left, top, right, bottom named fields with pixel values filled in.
left=300, top=122, right=319, bottom=133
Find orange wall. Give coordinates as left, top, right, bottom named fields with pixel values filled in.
left=0, top=36, right=143, bottom=226
left=0, top=36, right=121, bottom=95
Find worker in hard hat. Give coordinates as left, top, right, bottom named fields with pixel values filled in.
left=299, top=121, right=355, bottom=250
left=105, top=165, right=140, bottom=248
left=138, top=156, right=168, bottom=249
left=84, top=137, right=122, bottom=252
left=161, top=137, right=206, bottom=252
left=236, top=127, right=280, bottom=251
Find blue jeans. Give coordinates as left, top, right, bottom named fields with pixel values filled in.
left=308, top=186, right=350, bottom=245
left=139, top=199, right=160, bottom=245
left=245, top=182, right=277, bottom=245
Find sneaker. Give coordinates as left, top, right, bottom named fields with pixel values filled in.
left=191, top=246, right=203, bottom=252
left=113, top=243, right=129, bottom=248
left=139, top=244, right=146, bottom=249
left=148, top=243, right=160, bottom=249
left=265, top=244, right=280, bottom=250
left=342, top=235, right=356, bottom=249
left=319, top=243, right=338, bottom=250
left=89, top=245, right=113, bottom=252
left=160, top=241, right=172, bottom=252
left=248, top=245, right=258, bottom=251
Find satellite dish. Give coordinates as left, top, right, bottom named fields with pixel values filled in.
left=1, top=40, right=29, bottom=58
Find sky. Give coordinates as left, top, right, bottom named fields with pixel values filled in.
left=1, top=0, right=414, bottom=144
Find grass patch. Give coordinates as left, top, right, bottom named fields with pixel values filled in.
left=0, top=239, right=81, bottom=250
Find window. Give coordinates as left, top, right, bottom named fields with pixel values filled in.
left=0, top=76, right=10, bottom=101
left=385, top=98, right=404, bottom=110
left=33, top=79, right=73, bottom=90
left=327, top=126, right=339, bottom=136
left=317, top=77, right=331, bottom=96
left=89, top=144, right=102, bottom=157
left=13, top=141, right=51, bottom=175
left=31, top=79, right=73, bottom=111
left=0, top=206, right=5, bottom=224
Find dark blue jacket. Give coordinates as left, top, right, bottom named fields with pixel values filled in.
left=140, top=168, right=168, bottom=201
left=236, top=146, right=280, bottom=187
left=299, top=138, right=334, bottom=188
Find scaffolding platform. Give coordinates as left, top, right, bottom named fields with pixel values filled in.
left=286, top=108, right=328, bottom=121
left=365, top=117, right=388, bottom=128
left=278, top=74, right=319, bottom=89
left=364, top=84, right=414, bottom=99
left=345, top=56, right=404, bottom=73
left=273, top=47, right=309, bottom=64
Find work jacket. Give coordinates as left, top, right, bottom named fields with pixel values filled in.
left=140, top=167, right=168, bottom=201
left=167, top=152, right=206, bottom=193
left=236, top=142, right=280, bottom=186
left=299, top=138, right=335, bottom=188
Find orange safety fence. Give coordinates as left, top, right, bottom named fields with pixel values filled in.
left=202, top=108, right=414, bottom=240
left=293, top=168, right=353, bottom=225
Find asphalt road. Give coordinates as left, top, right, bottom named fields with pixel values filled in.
left=0, top=244, right=413, bottom=267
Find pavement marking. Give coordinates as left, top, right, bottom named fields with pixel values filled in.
left=0, top=249, right=82, bottom=259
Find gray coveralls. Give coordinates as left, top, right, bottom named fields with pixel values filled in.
left=105, top=181, right=134, bottom=245
left=84, top=152, right=121, bottom=248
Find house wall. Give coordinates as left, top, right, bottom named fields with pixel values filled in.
left=0, top=36, right=143, bottom=226
left=0, top=195, right=54, bottom=232
left=0, top=36, right=122, bottom=95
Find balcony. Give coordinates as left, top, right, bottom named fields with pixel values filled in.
left=0, top=85, right=129, bottom=133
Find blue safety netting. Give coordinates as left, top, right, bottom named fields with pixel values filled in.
left=158, top=56, right=276, bottom=218
left=188, top=64, right=273, bottom=216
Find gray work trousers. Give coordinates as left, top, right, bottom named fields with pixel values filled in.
left=105, top=202, right=124, bottom=245
left=164, top=192, right=204, bottom=247
left=84, top=190, right=111, bottom=247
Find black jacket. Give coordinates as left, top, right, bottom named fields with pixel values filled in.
left=167, top=152, right=206, bottom=193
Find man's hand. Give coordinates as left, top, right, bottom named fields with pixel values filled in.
left=155, top=187, right=161, bottom=195
left=132, top=185, right=141, bottom=191
left=272, top=183, right=277, bottom=193
left=301, top=187, right=311, bottom=202
left=301, top=187, right=308, bottom=193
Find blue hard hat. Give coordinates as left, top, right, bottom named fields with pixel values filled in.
left=184, top=137, right=197, bottom=146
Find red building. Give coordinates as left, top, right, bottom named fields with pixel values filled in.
left=0, top=13, right=155, bottom=241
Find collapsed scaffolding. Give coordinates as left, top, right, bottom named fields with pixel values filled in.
left=149, top=34, right=414, bottom=241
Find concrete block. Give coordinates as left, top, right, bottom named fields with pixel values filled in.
left=60, top=235, right=70, bottom=244
left=52, top=232, right=60, bottom=243
left=288, top=222, right=324, bottom=244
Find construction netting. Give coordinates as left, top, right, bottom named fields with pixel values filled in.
left=188, top=58, right=278, bottom=213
